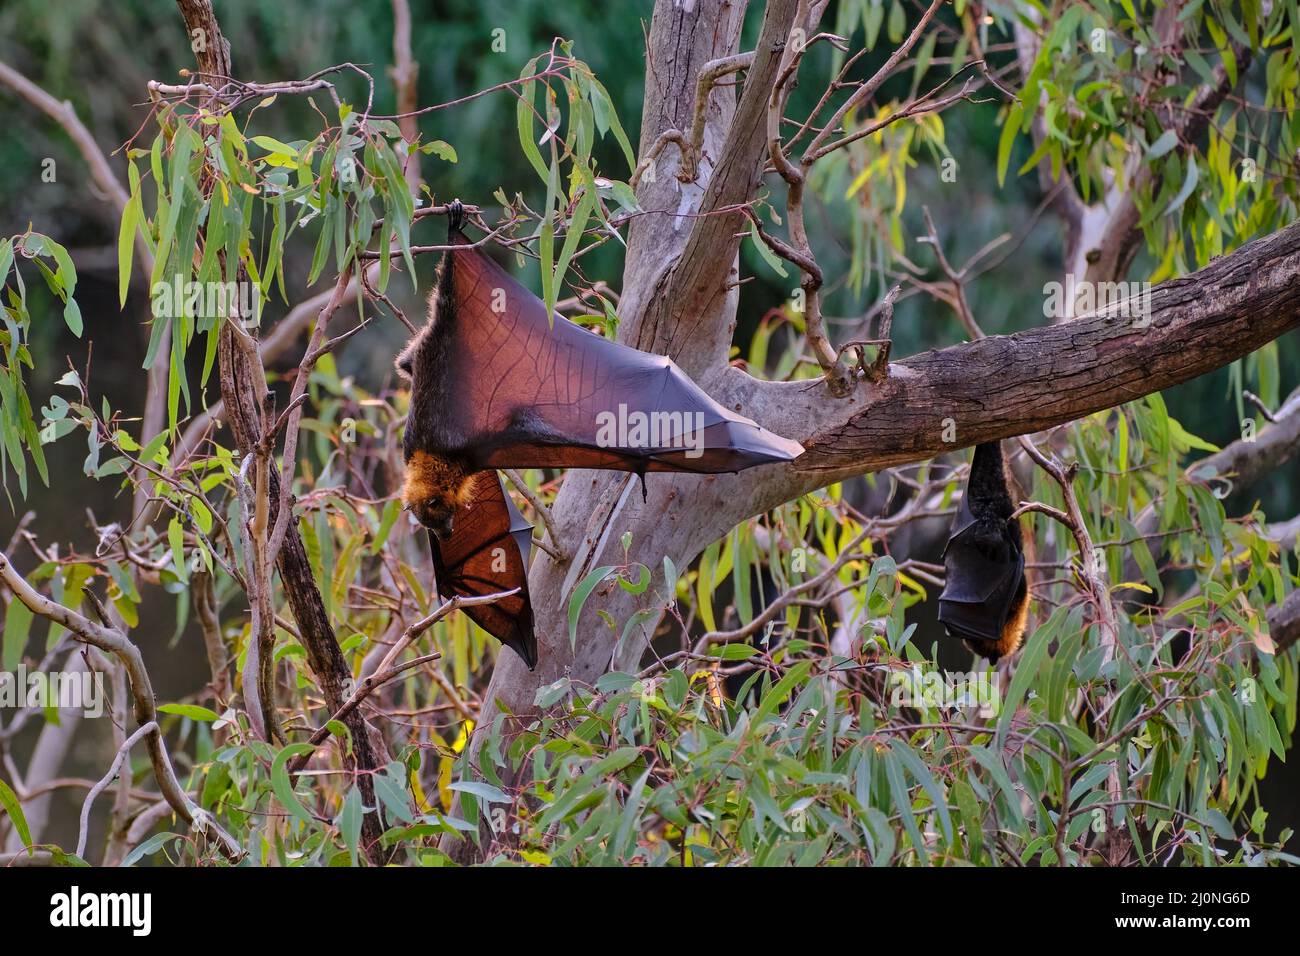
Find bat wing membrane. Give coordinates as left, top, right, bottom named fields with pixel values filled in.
left=428, top=471, right=537, bottom=669
left=412, top=221, right=807, bottom=670
left=438, top=230, right=803, bottom=473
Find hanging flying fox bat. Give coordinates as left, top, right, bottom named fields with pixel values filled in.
left=396, top=202, right=804, bottom=667
left=938, top=441, right=1030, bottom=661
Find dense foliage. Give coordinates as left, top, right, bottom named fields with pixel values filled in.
left=0, top=0, right=1297, bottom=866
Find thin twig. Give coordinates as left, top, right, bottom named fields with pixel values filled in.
left=0, top=550, right=243, bottom=860
left=288, top=589, right=518, bottom=774
left=681, top=53, right=755, bottom=182
left=77, top=722, right=157, bottom=859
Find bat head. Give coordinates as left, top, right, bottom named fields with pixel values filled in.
left=395, top=350, right=414, bottom=381
left=393, top=323, right=427, bottom=383
left=401, top=450, right=477, bottom=539
left=409, top=498, right=456, bottom=538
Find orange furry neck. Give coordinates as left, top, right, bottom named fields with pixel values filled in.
left=401, top=451, right=477, bottom=510
left=995, top=583, right=1031, bottom=658
left=970, top=578, right=1031, bottom=661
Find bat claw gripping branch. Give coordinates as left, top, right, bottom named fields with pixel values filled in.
left=447, top=198, right=465, bottom=232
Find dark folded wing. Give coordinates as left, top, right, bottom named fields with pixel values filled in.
left=938, top=534, right=1025, bottom=644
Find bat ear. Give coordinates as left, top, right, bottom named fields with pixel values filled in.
left=394, top=346, right=414, bottom=381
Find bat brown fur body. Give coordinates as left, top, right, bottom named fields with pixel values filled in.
left=970, top=569, right=1029, bottom=660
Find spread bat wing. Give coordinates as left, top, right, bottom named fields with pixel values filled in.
left=407, top=221, right=805, bottom=475
left=937, top=442, right=1029, bottom=660
left=405, top=207, right=805, bottom=669
left=428, top=471, right=537, bottom=669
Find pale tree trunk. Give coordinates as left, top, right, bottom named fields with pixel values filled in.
left=444, top=0, right=1300, bottom=861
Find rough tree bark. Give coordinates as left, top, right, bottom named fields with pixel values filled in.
left=444, top=0, right=1300, bottom=861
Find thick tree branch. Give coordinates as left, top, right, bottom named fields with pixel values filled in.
left=619, top=0, right=747, bottom=339
left=628, top=0, right=796, bottom=375
left=1191, top=386, right=1300, bottom=489
left=762, top=219, right=1300, bottom=483
left=1271, top=590, right=1300, bottom=653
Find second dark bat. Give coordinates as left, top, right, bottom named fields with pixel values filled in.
left=938, top=441, right=1030, bottom=661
